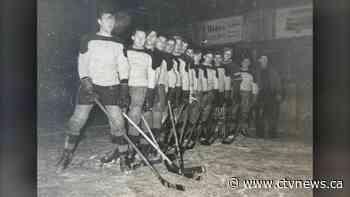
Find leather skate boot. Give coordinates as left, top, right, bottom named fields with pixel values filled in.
left=56, top=134, right=80, bottom=172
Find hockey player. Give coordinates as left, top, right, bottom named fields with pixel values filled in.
left=173, top=38, right=191, bottom=129
left=222, top=47, right=241, bottom=144
left=175, top=41, right=193, bottom=146
left=198, top=50, right=217, bottom=145
left=140, top=30, right=167, bottom=160
left=172, top=36, right=184, bottom=109
left=164, top=38, right=177, bottom=108
left=150, top=35, right=168, bottom=146
left=209, top=52, right=226, bottom=140
left=213, top=52, right=225, bottom=107
left=235, top=58, right=258, bottom=135
left=125, top=29, right=156, bottom=162
left=57, top=7, right=131, bottom=172
left=180, top=41, right=193, bottom=106
left=182, top=49, right=203, bottom=148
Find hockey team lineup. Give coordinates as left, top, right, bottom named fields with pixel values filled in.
left=52, top=5, right=296, bottom=194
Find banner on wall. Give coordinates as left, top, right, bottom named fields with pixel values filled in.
left=194, top=16, right=243, bottom=45
left=275, top=5, right=313, bottom=38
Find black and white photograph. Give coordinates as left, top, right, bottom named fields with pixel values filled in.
left=37, top=0, right=314, bottom=196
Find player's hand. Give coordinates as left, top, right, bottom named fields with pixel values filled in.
left=81, top=77, right=94, bottom=92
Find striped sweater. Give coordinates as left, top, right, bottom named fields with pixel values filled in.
left=125, top=48, right=155, bottom=88
left=78, top=33, right=129, bottom=86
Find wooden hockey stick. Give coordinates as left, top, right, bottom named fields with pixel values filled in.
left=94, top=98, right=185, bottom=191
left=141, top=115, right=205, bottom=179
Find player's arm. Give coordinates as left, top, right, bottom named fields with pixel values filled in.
left=77, top=36, right=95, bottom=98
left=143, top=55, right=157, bottom=111
left=117, top=45, right=130, bottom=81
left=78, top=36, right=90, bottom=80
left=116, top=45, right=130, bottom=109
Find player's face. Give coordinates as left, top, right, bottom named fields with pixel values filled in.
left=165, top=40, right=175, bottom=53
left=98, top=13, right=116, bottom=34
left=174, top=40, right=183, bottom=54
left=193, top=53, right=202, bottom=63
left=259, top=56, right=268, bottom=69
left=186, top=49, right=193, bottom=57
left=145, top=31, right=157, bottom=47
left=214, top=54, right=223, bottom=66
left=204, top=53, right=213, bottom=64
left=182, top=43, right=188, bottom=53
left=241, top=58, right=251, bottom=69
left=132, top=30, right=146, bottom=48
left=223, top=50, right=232, bottom=61
left=155, top=36, right=166, bottom=51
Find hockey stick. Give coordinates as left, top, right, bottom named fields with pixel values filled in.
left=141, top=115, right=205, bottom=179
left=141, top=116, right=158, bottom=147
left=94, top=98, right=185, bottom=191
left=166, top=101, right=206, bottom=179
left=165, top=102, right=187, bottom=144
left=180, top=97, right=203, bottom=149
left=168, top=101, right=184, bottom=170
left=178, top=106, right=190, bottom=146
left=125, top=114, right=174, bottom=166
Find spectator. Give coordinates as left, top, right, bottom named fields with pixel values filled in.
left=255, top=55, right=282, bottom=138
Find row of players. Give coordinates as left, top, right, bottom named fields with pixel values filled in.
left=57, top=8, right=282, bottom=172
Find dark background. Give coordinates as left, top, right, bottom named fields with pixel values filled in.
left=0, top=0, right=349, bottom=196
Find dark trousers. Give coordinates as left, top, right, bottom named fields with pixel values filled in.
left=255, top=96, right=280, bottom=138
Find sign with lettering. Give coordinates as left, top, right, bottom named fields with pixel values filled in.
left=275, top=5, right=313, bottom=38
left=194, top=16, right=243, bottom=45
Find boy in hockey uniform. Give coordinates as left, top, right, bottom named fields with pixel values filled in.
left=213, top=52, right=225, bottom=114
left=183, top=49, right=203, bottom=148
left=180, top=41, right=192, bottom=106
left=235, top=58, right=258, bottom=135
left=165, top=38, right=179, bottom=108
left=173, top=38, right=191, bottom=131
left=222, top=48, right=241, bottom=144
left=140, top=30, right=167, bottom=159
left=57, top=7, right=131, bottom=172
left=198, top=51, right=217, bottom=144
left=149, top=35, right=168, bottom=146
left=125, top=29, right=156, bottom=162
left=172, top=36, right=184, bottom=109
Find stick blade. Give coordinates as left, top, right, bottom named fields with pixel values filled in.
left=159, top=177, right=185, bottom=191
left=164, top=162, right=180, bottom=173
left=175, top=184, right=185, bottom=191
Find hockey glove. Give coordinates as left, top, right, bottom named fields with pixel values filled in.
left=80, top=77, right=98, bottom=102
